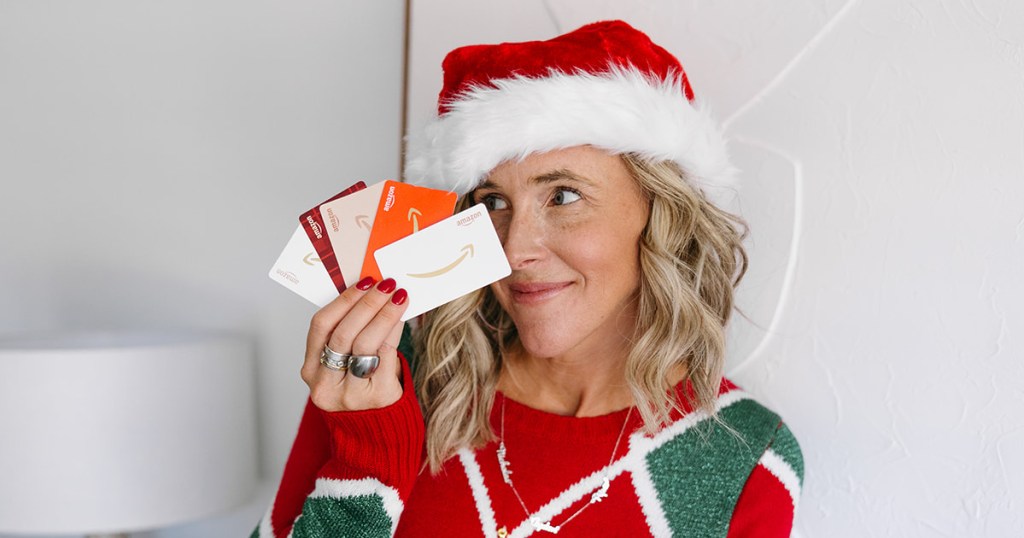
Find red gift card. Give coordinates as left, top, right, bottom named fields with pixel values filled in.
left=299, top=181, right=366, bottom=293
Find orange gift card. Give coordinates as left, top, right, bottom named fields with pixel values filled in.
left=360, top=180, right=457, bottom=281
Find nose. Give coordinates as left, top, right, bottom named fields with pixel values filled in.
left=500, top=206, right=546, bottom=270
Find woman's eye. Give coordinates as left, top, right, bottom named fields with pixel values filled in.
left=552, top=188, right=581, bottom=206
left=480, top=194, right=508, bottom=211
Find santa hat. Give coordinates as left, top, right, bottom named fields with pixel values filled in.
left=404, top=20, right=734, bottom=196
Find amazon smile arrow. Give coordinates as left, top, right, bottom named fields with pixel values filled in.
left=406, top=244, right=474, bottom=278
left=408, top=207, right=422, bottom=233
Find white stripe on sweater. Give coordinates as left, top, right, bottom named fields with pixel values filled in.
left=459, top=448, right=500, bottom=538
left=758, top=448, right=802, bottom=509
left=629, top=461, right=673, bottom=538
left=508, top=456, right=635, bottom=538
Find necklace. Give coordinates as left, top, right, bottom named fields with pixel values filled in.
left=496, top=394, right=633, bottom=535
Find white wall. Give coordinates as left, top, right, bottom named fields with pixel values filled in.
left=0, top=1, right=404, bottom=536
left=408, top=1, right=1024, bottom=536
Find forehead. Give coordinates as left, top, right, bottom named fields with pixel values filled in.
left=480, top=146, right=635, bottom=192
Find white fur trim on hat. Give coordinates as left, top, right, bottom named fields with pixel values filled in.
left=404, top=66, right=735, bottom=196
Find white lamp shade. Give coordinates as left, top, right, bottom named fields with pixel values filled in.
left=0, top=331, right=259, bottom=534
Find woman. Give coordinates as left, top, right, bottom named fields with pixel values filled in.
left=255, top=20, right=803, bottom=538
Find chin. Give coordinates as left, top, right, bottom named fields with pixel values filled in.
left=511, top=320, right=577, bottom=359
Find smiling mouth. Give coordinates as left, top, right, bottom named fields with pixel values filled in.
left=507, top=281, right=573, bottom=305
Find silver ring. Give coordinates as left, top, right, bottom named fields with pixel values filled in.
left=320, top=355, right=346, bottom=370
left=320, top=345, right=350, bottom=371
left=348, top=355, right=380, bottom=378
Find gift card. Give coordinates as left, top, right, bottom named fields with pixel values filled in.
left=299, top=181, right=367, bottom=293
left=320, top=181, right=387, bottom=289
left=269, top=226, right=339, bottom=307
left=360, top=180, right=457, bottom=281
left=374, top=204, right=511, bottom=320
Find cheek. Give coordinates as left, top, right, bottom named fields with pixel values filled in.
left=489, top=212, right=511, bottom=244
left=559, top=222, right=643, bottom=285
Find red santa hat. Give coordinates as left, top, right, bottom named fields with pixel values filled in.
left=404, top=20, right=735, bottom=196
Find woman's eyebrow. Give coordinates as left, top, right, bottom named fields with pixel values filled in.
left=532, top=169, right=595, bottom=186
left=475, top=169, right=595, bottom=192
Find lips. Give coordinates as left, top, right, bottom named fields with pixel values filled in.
left=506, top=281, right=573, bottom=305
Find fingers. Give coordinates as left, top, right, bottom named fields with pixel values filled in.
left=327, top=279, right=406, bottom=357
left=302, top=276, right=378, bottom=381
left=303, top=275, right=410, bottom=412
left=330, top=280, right=407, bottom=396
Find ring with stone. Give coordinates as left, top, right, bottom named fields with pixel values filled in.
left=320, top=345, right=350, bottom=371
left=348, top=355, right=380, bottom=378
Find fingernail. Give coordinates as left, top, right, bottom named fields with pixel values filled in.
left=376, top=278, right=396, bottom=293
left=356, top=276, right=376, bottom=290
left=391, top=288, right=408, bottom=305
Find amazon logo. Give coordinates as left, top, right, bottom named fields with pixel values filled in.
left=456, top=211, right=483, bottom=227
left=275, top=269, right=300, bottom=285
left=407, top=244, right=474, bottom=279
left=325, top=208, right=340, bottom=232
left=305, top=215, right=323, bottom=239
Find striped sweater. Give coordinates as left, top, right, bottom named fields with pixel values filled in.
left=254, top=356, right=803, bottom=537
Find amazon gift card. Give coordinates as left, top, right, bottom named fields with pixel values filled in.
left=374, top=203, right=511, bottom=321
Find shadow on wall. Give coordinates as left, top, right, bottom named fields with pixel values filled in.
left=724, top=140, right=800, bottom=376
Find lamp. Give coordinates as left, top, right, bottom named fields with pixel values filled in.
left=0, top=331, right=259, bottom=537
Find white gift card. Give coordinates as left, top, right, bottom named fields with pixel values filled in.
left=374, top=203, right=511, bottom=320
left=269, top=226, right=338, bottom=307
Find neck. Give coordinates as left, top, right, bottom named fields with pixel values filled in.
left=497, top=335, right=635, bottom=418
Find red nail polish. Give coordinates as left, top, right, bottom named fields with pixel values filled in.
left=356, top=276, right=376, bottom=290
left=376, top=278, right=396, bottom=293
left=391, top=288, right=408, bottom=305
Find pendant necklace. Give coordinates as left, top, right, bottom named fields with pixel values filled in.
left=496, top=394, right=633, bottom=535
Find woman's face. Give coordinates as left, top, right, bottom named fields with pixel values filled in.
left=473, top=146, right=650, bottom=360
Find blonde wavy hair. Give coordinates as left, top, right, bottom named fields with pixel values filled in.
left=413, top=152, right=749, bottom=472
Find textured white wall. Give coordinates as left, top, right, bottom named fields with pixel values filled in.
left=0, top=1, right=404, bottom=536
left=408, top=1, right=1024, bottom=536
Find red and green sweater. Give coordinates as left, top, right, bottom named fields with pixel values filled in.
left=254, top=355, right=803, bottom=537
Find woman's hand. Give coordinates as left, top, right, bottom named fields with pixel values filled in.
left=301, top=276, right=409, bottom=412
